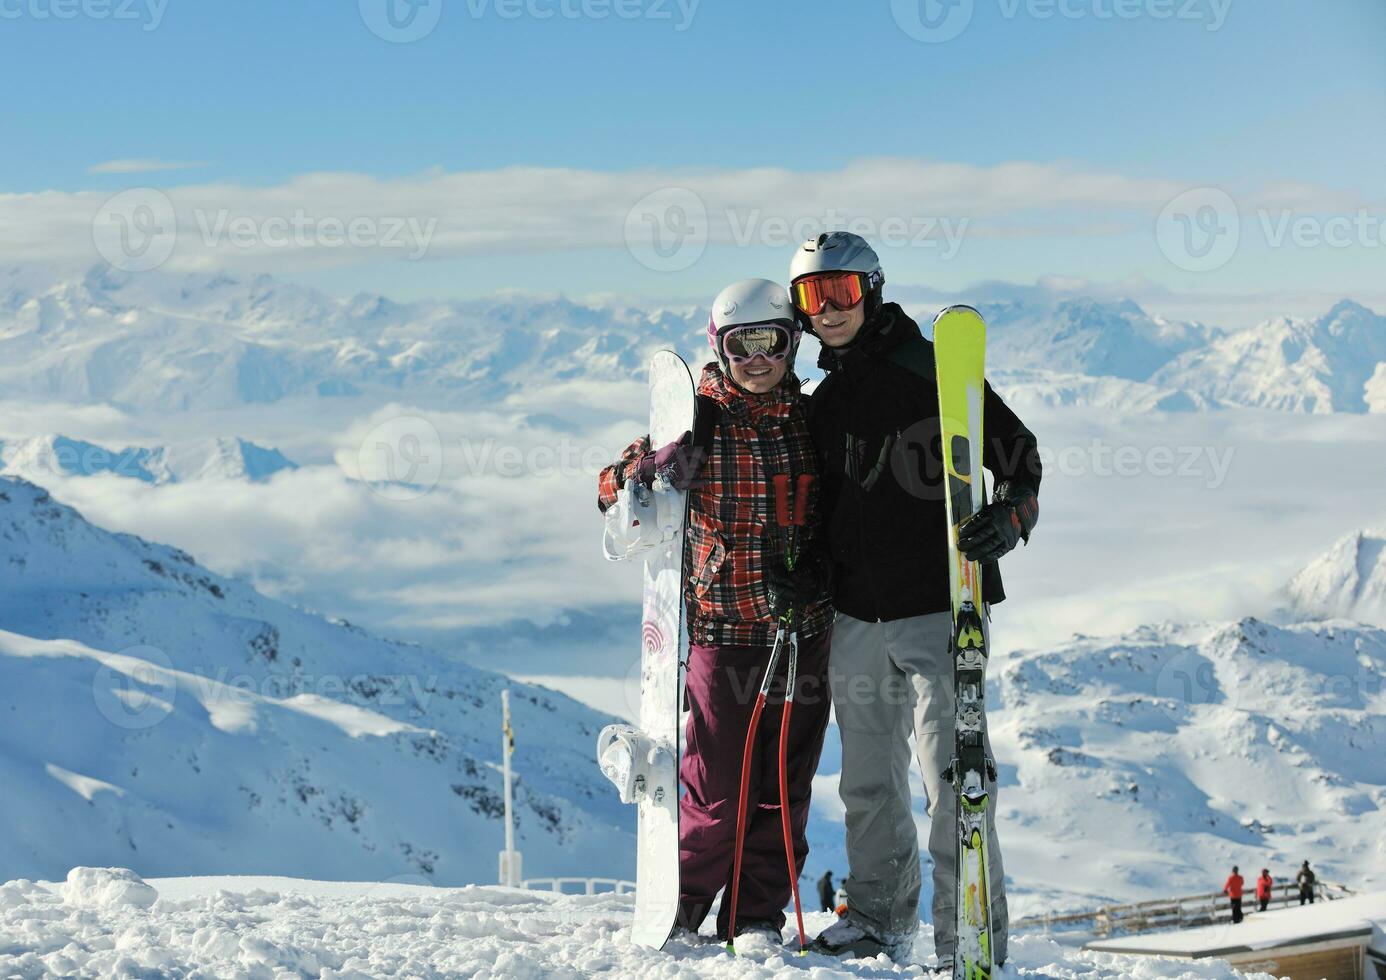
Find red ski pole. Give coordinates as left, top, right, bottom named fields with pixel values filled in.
left=777, top=629, right=807, bottom=953
left=725, top=625, right=785, bottom=953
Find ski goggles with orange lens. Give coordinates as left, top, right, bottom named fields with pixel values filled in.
left=721, top=323, right=794, bottom=364
left=792, top=271, right=869, bottom=316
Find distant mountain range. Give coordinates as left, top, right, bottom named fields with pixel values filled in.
left=2, top=266, right=1384, bottom=414
left=0, top=476, right=630, bottom=884
left=0, top=435, right=296, bottom=485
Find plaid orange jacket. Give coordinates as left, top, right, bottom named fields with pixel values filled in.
left=598, top=363, right=832, bottom=647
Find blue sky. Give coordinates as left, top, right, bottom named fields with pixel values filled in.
left=2, top=0, right=1383, bottom=320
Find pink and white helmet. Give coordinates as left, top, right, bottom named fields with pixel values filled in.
left=706, top=278, right=801, bottom=372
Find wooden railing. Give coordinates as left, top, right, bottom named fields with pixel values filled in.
left=1013, top=881, right=1351, bottom=939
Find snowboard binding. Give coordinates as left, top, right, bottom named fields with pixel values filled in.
left=596, top=724, right=676, bottom=806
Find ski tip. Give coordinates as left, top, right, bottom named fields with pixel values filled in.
left=933, top=304, right=983, bottom=323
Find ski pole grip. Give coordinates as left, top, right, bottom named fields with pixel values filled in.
left=773, top=473, right=792, bottom=528
left=792, top=474, right=815, bottom=527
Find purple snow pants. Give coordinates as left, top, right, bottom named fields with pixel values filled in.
left=676, top=627, right=832, bottom=937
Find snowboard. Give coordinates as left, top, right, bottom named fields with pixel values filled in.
left=595, top=350, right=695, bottom=949
left=933, top=306, right=996, bottom=980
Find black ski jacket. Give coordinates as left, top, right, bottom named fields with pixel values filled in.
left=808, top=303, right=1041, bottom=622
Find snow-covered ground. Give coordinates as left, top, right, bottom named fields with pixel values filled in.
left=0, top=868, right=1278, bottom=979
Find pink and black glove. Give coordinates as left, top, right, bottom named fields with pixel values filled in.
left=631, top=431, right=704, bottom=491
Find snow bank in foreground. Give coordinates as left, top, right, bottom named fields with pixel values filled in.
left=0, top=868, right=1274, bottom=979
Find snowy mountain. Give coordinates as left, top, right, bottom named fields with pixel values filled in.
left=1283, top=527, right=1386, bottom=628
left=980, top=297, right=1217, bottom=380
left=991, top=616, right=1386, bottom=912
left=3, top=265, right=1384, bottom=414
left=988, top=368, right=1211, bottom=413
left=0, top=266, right=705, bottom=412
left=0, top=476, right=630, bottom=884
left=0, top=435, right=296, bottom=484
left=9, top=464, right=1382, bottom=914
left=1153, top=300, right=1386, bottom=413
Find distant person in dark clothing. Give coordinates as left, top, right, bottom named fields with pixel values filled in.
left=1256, top=870, right=1273, bottom=912
left=1224, top=866, right=1244, bottom=923
left=817, top=871, right=836, bottom=913
left=1297, top=861, right=1316, bottom=905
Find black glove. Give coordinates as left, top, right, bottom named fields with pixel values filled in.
left=765, top=550, right=831, bottom=619
left=957, top=482, right=1038, bottom=563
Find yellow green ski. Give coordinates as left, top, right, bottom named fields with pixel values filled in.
left=933, top=305, right=996, bottom=980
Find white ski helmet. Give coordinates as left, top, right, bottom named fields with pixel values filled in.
left=706, top=278, right=800, bottom=372
left=789, top=231, right=886, bottom=318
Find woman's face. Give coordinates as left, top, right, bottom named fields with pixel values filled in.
left=729, top=353, right=788, bottom=393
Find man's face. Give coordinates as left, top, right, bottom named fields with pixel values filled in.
left=811, top=301, right=867, bottom=348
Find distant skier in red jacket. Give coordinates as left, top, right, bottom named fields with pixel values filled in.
left=1224, top=866, right=1245, bottom=923
left=1256, top=870, right=1273, bottom=912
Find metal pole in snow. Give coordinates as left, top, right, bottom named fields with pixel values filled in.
left=500, top=689, right=521, bottom=886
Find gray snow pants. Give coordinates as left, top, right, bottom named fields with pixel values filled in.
left=830, top=610, right=1008, bottom=962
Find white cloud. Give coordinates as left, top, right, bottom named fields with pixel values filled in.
left=3, top=159, right=1371, bottom=275
left=88, top=159, right=208, bottom=175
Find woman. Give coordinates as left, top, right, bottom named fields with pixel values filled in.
left=597, top=278, right=832, bottom=941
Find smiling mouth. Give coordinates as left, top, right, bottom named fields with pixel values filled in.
left=744, top=365, right=773, bottom=378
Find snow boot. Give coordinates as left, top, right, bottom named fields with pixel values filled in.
left=809, top=916, right=917, bottom=963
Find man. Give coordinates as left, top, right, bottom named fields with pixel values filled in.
left=1256, top=869, right=1273, bottom=912
left=1224, top=866, right=1244, bottom=923
left=1297, top=861, right=1316, bottom=905
left=792, top=232, right=1041, bottom=965
left=818, top=870, right=836, bottom=913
